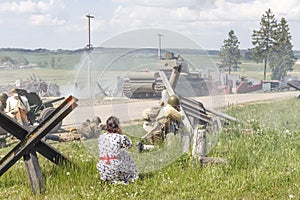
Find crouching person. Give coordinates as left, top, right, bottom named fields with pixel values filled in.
left=137, top=94, right=185, bottom=152
left=97, top=116, right=138, bottom=184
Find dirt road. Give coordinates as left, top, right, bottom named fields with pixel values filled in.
left=62, top=91, right=299, bottom=128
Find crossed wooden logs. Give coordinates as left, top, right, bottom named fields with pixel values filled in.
left=0, top=95, right=78, bottom=194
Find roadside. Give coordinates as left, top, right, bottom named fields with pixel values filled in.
left=61, top=91, right=300, bottom=129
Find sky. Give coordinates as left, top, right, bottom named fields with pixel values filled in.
left=1, top=0, right=300, bottom=50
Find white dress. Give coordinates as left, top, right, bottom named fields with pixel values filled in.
left=97, top=132, right=138, bottom=183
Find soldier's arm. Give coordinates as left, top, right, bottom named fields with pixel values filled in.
left=169, top=107, right=184, bottom=121
left=4, top=99, right=10, bottom=113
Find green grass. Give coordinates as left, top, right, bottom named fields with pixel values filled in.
left=0, top=68, right=77, bottom=87
left=1, top=97, right=300, bottom=199
left=0, top=51, right=82, bottom=69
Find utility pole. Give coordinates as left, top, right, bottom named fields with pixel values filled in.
left=86, top=14, right=94, bottom=50
left=86, top=14, right=94, bottom=98
left=157, top=34, right=163, bottom=60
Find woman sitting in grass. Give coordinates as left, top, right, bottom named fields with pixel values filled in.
left=97, top=116, right=138, bottom=184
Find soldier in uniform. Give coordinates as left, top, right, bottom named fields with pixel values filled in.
left=79, top=116, right=103, bottom=140
left=44, top=116, right=103, bottom=142
left=0, top=92, right=8, bottom=111
left=0, top=92, right=9, bottom=148
left=5, top=88, right=30, bottom=127
left=138, top=94, right=184, bottom=151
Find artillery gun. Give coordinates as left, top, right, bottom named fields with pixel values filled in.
left=122, top=52, right=212, bottom=98
left=16, top=88, right=65, bottom=133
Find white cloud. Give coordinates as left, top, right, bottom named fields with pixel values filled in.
left=30, top=14, right=65, bottom=26
left=108, top=0, right=300, bottom=34
left=0, top=0, right=63, bottom=13
left=0, top=0, right=66, bottom=27
left=103, top=0, right=300, bottom=49
left=113, top=0, right=187, bottom=8
left=1, top=0, right=300, bottom=49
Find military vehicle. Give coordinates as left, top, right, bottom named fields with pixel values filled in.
left=122, top=52, right=213, bottom=98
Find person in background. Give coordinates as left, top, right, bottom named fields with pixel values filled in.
left=97, top=116, right=138, bottom=184
left=0, top=92, right=9, bottom=148
left=5, top=88, right=30, bottom=127
left=0, top=93, right=8, bottom=112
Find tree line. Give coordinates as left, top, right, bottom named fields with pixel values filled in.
left=0, top=55, right=63, bottom=69
left=219, top=8, right=297, bottom=80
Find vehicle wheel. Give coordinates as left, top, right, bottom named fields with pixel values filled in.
left=39, top=107, right=62, bottom=134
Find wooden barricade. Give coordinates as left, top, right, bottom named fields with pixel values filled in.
left=0, top=95, right=78, bottom=194
left=159, top=70, right=237, bottom=162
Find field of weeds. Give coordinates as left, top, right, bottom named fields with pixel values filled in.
left=1, top=97, right=300, bottom=199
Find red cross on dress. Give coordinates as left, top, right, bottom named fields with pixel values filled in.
left=100, top=153, right=118, bottom=164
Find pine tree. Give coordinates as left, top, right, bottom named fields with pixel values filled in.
left=269, top=18, right=296, bottom=80
left=250, top=8, right=277, bottom=80
left=219, top=30, right=241, bottom=74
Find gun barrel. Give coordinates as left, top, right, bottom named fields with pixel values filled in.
left=42, top=97, right=65, bottom=105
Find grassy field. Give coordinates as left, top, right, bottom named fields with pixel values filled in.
left=1, top=50, right=300, bottom=199
left=1, top=97, right=300, bottom=199
left=0, top=68, right=77, bottom=87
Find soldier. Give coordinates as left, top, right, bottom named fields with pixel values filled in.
left=138, top=94, right=184, bottom=151
left=78, top=116, right=103, bottom=140
left=0, top=92, right=8, bottom=111
left=44, top=116, right=103, bottom=142
left=5, top=88, right=30, bottom=127
left=0, top=92, right=9, bottom=148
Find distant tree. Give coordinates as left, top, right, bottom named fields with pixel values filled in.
left=50, top=57, right=56, bottom=69
left=269, top=18, right=296, bottom=80
left=250, top=8, right=277, bottom=80
left=1, top=56, right=14, bottom=64
left=57, top=57, right=62, bottom=68
left=37, top=61, right=42, bottom=68
left=219, top=30, right=241, bottom=74
left=43, top=60, right=49, bottom=68
left=17, top=56, right=29, bottom=66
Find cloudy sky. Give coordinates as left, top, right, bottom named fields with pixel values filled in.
left=1, top=0, right=300, bottom=50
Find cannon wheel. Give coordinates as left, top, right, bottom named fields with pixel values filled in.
left=39, top=107, right=62, bottom=134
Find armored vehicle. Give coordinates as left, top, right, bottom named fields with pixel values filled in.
left=122, top=52, right=212, bottom=98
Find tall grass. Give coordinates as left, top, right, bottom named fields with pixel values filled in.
left=1, top=97, right=300, bottom=199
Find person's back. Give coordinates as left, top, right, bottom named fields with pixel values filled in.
left=5, top=88, right=30, bottom=127
left=97, top=116, right=138, bottom=184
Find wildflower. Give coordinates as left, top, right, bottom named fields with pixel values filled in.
left=283, top=129, right=292, bottom=136
left=289, top=194, right=294, bottom=199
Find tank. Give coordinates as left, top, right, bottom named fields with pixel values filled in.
left=122, top=52, right=212, bottom=98
left=123, top=71, right=164, bottom=98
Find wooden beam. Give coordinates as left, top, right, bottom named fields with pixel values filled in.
left=0, top=96, right=77, bottom=165
left=159, top=70, right=191, bottom=153
left=24, top=150, right=45, bottom=194
left=0, top=96, right=77, bottom=176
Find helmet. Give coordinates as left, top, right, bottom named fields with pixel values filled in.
left=0, top=93, right=8, bottom=101
left=167, top=95, right=180, bottom=107
left=92, top=116, right=102, bottom=125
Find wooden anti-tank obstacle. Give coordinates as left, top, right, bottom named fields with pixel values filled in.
left=0, top=95, right=78, bottom=194
left=159, top=65, right=237, bottom=164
